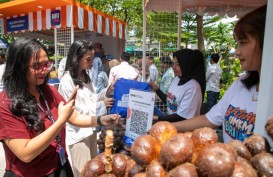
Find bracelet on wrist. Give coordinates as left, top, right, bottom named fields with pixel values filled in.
left=97, top=116, right=103, bottom=126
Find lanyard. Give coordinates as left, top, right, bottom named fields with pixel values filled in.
left=34, top=88, right=62, bottom=145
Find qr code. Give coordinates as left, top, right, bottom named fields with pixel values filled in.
left=129, top=108, right=149, bottom=135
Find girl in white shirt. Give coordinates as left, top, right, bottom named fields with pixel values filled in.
left=173, top=5, right=267, bottom=143
left=150, top=49, right=206, bottom=122
left=58, top=40, right=114, bottom=177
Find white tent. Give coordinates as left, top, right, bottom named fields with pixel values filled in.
left=143, top=0, right=273, bottom=147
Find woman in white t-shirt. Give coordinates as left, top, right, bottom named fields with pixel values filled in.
left=58, top=40, right=114, bottom=177
left=150, top=49, right=206, bottom=122
left=173, top=5, right=267, bottom=143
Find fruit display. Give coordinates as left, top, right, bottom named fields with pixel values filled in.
left=244, top=134, right=270, bottom=156
left=97, top=118, right=129, bottom=155
left=160, top=134, right=193, bottom=169
left=131, top=135, right=160, bottom=167
left=227, top=140, right=252, bottom=160
left=195, top=143, right=237, bottom=177
left=148, top=121, right=177, bottom=145
left=265, top=116, right=273, bottom=139
left=81, top=120, right=273, bottom=177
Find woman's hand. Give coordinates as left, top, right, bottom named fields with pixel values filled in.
left=153, top=115, right=159, bottom=121
left=57, top=100, right=75, bottom=124
left=106, top=78, right=118, bottom=96
left=106, top=84, right=114, bottom=96
left=149, top=81, right=159, bottom=91
left=103, top=98, right=114, bottom=108
left=100, top=114, right=120, bottom=126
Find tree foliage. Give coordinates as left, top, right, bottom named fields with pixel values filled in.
left=146, top=12, right=227, bottom=50
left=0, top=0, right=10, bottom=3
left=205, top=22, right=235, bottom=52
left=77, top=0, right=142, bottom=33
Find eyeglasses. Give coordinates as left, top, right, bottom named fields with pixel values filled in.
left=29, top=61, right=54, bottom=71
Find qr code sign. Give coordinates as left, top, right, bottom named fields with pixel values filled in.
left=129, top=108, right=149, bottom=135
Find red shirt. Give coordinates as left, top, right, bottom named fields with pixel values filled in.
left=0, top=85, right=67, bottom=177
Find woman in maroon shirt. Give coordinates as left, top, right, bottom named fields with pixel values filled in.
left=0, top=38, right=119, bottom=177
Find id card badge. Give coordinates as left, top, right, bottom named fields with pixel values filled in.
left=58, top=146, right=67, bottom=166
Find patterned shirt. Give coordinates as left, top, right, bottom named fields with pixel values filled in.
left=160, top=67, right=174, bottom=94
left=149, top=63, right=159, bottom=83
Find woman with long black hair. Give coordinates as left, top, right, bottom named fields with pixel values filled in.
left=0, top=38, right=119, bottom=177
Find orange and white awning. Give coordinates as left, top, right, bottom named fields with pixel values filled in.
left=0, top=2, right=127, bottom=39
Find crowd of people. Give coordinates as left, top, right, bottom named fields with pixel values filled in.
left=0, top=4, right=270, bottom=177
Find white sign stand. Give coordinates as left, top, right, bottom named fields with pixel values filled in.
left=124, top=89, right=155, bottom=146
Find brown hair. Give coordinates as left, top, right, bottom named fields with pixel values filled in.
left=233, top=5, right=267, bottom=89
left=234, top=5, right=267, bottom=50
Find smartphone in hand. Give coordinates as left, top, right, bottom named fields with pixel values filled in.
left=67, top=86, right=79, bottom=103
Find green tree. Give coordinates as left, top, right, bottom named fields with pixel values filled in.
left=146, top=11, right=178, bottom=49
left=0, top=35, right=15, bottom=45
left=0, top=0, right=10, bottom=3
left=197, top=14, right=204, bottom=51
left=205, top=21, right=235, bottom=53
left=182, top=13, right=197, bottom=48
left=146, top=12, right=224, bottom=50
left=77, top=0, right=142, bottom=33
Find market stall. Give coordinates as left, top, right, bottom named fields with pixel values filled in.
left=143, top=0, right=273, bottom=147
left=0, top=0, right=127, bottom=66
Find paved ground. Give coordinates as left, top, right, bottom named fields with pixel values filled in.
left=0, top=143, right=5, bottom=176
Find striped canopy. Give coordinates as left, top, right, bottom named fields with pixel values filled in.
left=0, top=0, right=127, bottom=39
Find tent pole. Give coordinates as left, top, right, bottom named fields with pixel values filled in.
left=177, top=0, right=182, bottom=50
left=142, top=0, right=147, bottom=82
left=54, top=28, right=58, bottom=70
left=0, top=18, right=4, bottom=36
left=255, top=1, right=273, bottom=149
left=158, top=41, right=161, bottom=58
left=71, top=4, right=74, bottom=44
left=71, top=25, right=74, bottom=44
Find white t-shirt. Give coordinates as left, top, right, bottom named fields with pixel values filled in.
left=167, top=77, right=202, bottom=119
left=206, top=74, right=257, bottom=143
left=108, top=61, right=139, bottom=85
left=206, top=63, right=222, bottom=92
left=58, top=72, right=107, bottom=145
